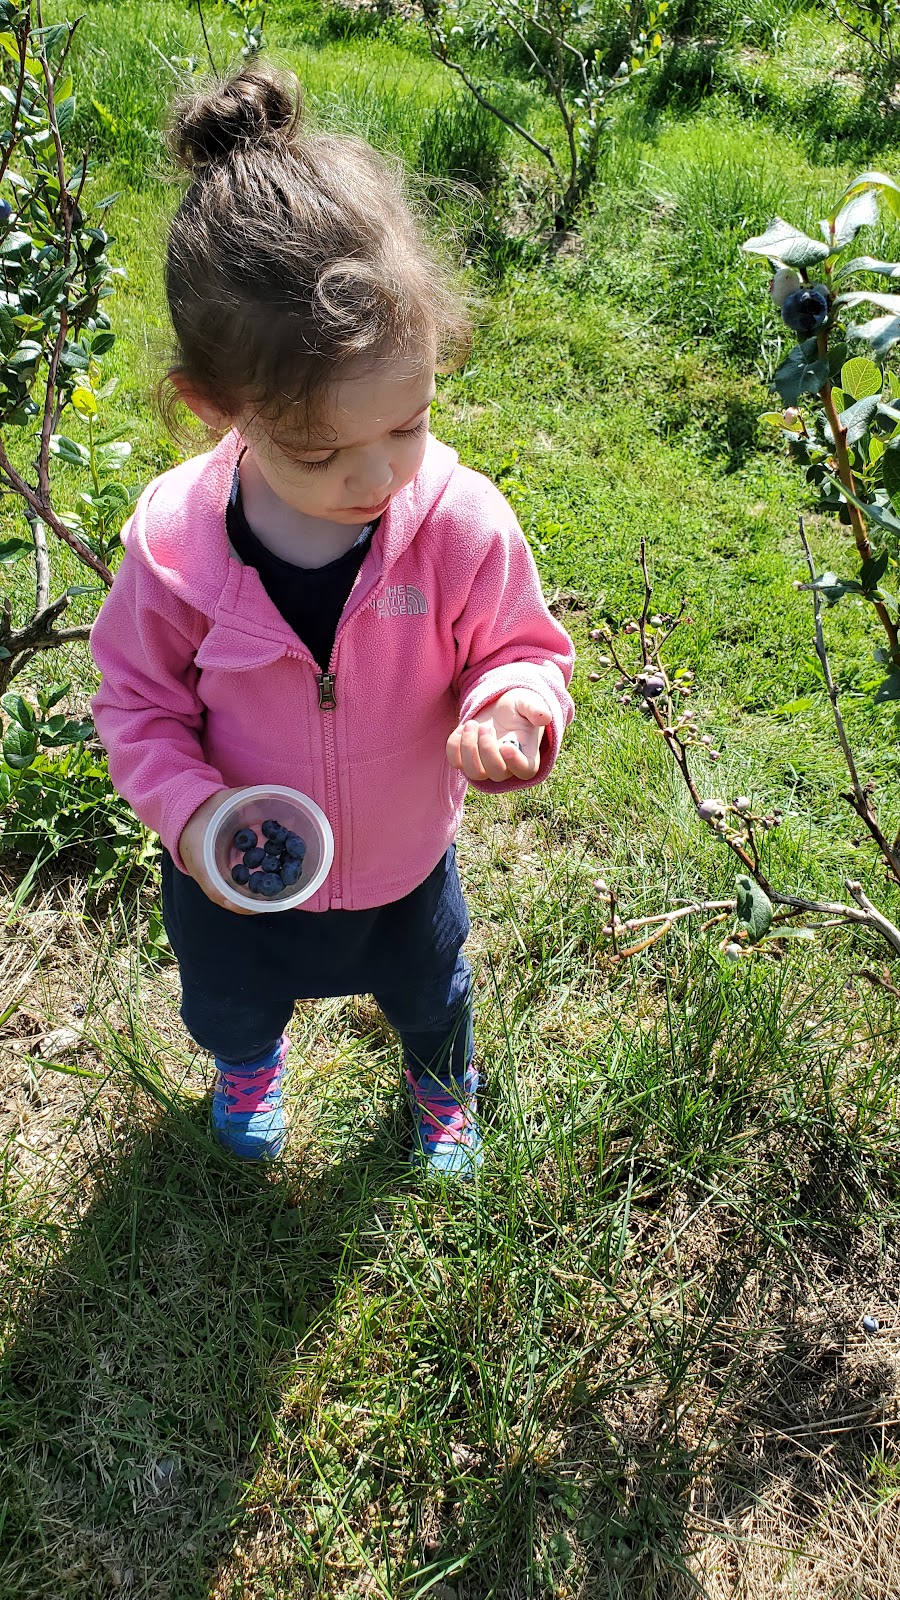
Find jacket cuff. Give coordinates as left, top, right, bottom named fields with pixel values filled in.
left=159, top=776, right=228, bottom=874
left=458, top=664, right=570, bottom=793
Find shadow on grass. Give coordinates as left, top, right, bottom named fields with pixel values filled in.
left=2, top=946, right=899, bottom=1597
left=0, top=1083, right=410, bottom=1600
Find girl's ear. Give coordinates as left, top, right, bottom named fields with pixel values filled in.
left=168, top=369, right=232, bottom=431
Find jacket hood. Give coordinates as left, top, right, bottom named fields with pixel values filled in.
left=122, top=430, right=461, bottom=613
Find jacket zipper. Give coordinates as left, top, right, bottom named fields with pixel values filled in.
left=316, top=666, right=341, bottom=904
left=296, top=563, right=393, bottom=907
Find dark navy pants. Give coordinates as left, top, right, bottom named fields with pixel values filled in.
left=181, top=948, right=474, bottom=1079
left=163, top=846, right=474, bottom=1082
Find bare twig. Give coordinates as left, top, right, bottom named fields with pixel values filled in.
left=423, top=23, right=560, bottom=175
left=0, top=441, right=112, bottom=583
left=799, top=515, right=900, bottom=884
left=195, top=0, right=219, bottom=74
left=593, top=545, right=900, bottom=962
left=857, top=966, right=900, bottom=1000
left=846, top=880, right=900, bottom=956
left=31, top=512, right=48, bottom=613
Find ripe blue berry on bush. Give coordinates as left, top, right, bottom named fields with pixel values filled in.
left=781, top=285, right=830, bottom=335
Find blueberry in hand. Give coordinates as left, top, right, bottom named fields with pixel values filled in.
left=248, top=871, right=267, bottom=893
left=262, top=819, right=288, bottom=843
left=781, top=285, right=830, bottom=335
left=284, top=833, right=307, bottom=860
left=258, top=871, right=283, bottom=896
left=281, top=859, right=302, bottom=886
left=243, top=846, right=265, bottom=868
left=233, top=826, right=257, bottom=851
left=231, top=863, right=251, bottom=885
left=261, top=854, right=282, bottom=873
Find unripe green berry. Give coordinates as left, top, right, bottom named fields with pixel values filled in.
left=770, top=267, right=802, bottom=308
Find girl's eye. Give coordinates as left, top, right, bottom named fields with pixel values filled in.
left=296, top=415, right=428, bottom=471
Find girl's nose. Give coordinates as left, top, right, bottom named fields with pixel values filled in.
left=347, top=459, right=392, bottom=503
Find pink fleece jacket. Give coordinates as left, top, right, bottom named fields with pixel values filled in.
left=90, top=431, right=575, bottom=912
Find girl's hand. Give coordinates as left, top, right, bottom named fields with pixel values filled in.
left=178, top=788, right=256, bottom=913
left=446, top=689, right=552, bottom=783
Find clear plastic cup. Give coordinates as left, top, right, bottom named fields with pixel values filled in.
left=202, top=785, right=334, bottom=913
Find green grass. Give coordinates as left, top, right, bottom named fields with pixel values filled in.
left=3, top=1, right=900, bottom=1596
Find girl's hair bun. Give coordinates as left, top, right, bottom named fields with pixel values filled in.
left=172, top=64, right=301, bottom=172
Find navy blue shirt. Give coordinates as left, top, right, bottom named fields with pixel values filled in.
left=226, top=469, right=373, bottom=671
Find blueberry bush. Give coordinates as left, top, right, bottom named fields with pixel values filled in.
left=741, top=172, right=900, bottom=878
left=0, top=0, right=133, bottom=703
left=0, top=1, right=141, bottom=884
left=195, top=0, right=268, bottom=63
left=417, top=0, right=666, bottom=226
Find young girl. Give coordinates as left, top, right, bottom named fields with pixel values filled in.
left=90, top=64, right=575, bottom=1178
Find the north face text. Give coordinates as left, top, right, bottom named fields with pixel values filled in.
left=371, top=585, right=428, bottom=618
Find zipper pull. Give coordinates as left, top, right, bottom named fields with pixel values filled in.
left=317, top=670, right=337, bottom=710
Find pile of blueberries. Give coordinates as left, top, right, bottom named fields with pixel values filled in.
left=230, top=819, right=307, bottom=897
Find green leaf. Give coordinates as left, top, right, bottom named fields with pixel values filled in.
left=825, top=468, right=900, bottom=534
left=42, top=717, right=92, bottom=746
left=1, top=692, right=35, bottom=728
left=94, top=439, right=130, bottom=471
left=742, top=218, right=830, bottom=267
left=838, top=170, right=900, bottom=222
left=874, top=669, right=900, bottom=702
left=0, top=230, right=31, bottom=259
left=848, top=314, right=900, bottom=356
left=837, top=393, right=880, bottom=444
left=837, top=289, right=900, bottom=315
left=841, top=356, right=883, bottom=399
left=773, top=345, right=829, bottom=406
left=826, top=187, right=880, bottom=248
left=735, top=875, right=773, bottom=944
left=798, top=569, right=861, bottom=604
left=0, top=534, right=31, bottom=563
left=37, top=680, right=69, bottom=712
left=90, top=329, right=115, bottom=354
left=2, top=721, right=37, bottom=769
left=882, top=440, right=900, bottom=516
left=49, top=433, right=89, bottom=466
left=55, top=95, right=75, bottom=136
left=860, top=550, right=890, bottom=590
left=836, top=255, right=900, bottom=281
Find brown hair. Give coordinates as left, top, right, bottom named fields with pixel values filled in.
left=164, top=63, right=471, bottom=448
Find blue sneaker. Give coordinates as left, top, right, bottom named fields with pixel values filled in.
left=406, top=1063, right=483, bottom=1178
left=211, top=1036, right=288, bottom=1160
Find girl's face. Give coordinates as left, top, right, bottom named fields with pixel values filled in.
left=240, top=363, right=436, bottom=525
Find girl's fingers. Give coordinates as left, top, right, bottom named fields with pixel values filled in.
left=459, top=719, right=497, bottom=781
left=447, top=713, right=545, bottom=781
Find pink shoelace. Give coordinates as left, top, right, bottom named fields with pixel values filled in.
left=406, top=1068, right=475, bottom=1145
left=221, top=1052, right=286, bottom=1117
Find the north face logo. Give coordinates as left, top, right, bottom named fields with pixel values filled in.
left=371, top=584, right=428, bottom=618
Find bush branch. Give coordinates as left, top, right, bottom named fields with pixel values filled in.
left=799, top=514, right=900, bottom=884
